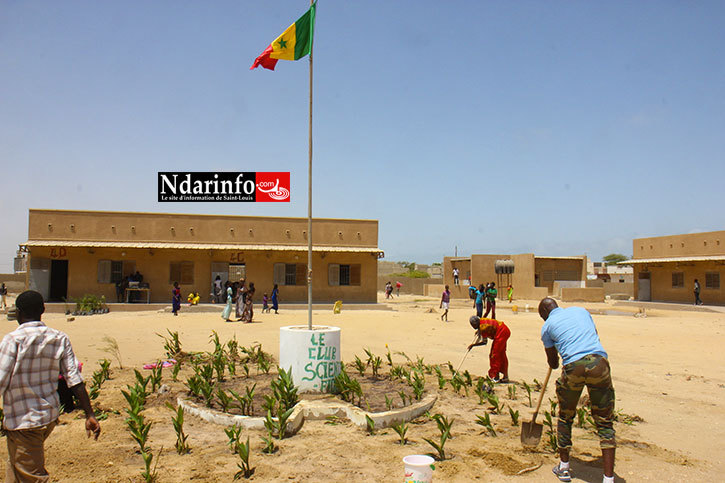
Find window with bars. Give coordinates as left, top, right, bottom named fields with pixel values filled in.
left=97, top=260, right=136, bottom=283
left=705, top=272, right=720, bottom=289
left=274, top=263, right=306, bottom=286
left=671, top=272, right=684, bottom=288
left=170, top=261, right=194, bottom=284
left=328, top=263, right=361, bottom=286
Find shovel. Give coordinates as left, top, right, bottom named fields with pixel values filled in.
left=520, top=366, right=553, bottom=448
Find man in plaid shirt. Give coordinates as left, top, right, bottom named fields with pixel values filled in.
left=0, top=291, right=101, bottom=481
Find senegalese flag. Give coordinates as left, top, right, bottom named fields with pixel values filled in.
left=250, top=3, right=316, bottom=71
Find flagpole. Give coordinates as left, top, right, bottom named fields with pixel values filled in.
left=307, top=0, right=314, bottom=330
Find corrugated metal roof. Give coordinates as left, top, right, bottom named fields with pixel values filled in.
left=22, top=239, right=383, bottom=254
left=619, top=255, right=725, bottom=264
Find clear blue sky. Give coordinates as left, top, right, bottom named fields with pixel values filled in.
left=1, top=1, right=724, bottom=271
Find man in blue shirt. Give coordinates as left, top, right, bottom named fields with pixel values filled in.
left=473, top=284, right=485, bottom=317
left=539, top=298, right=616, bottom=483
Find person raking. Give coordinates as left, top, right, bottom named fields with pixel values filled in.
left=0, top=290, right=101, bottom=481
left=467, top=315, right=510, bottom=383
left=538, top=297, right=616, bottom=483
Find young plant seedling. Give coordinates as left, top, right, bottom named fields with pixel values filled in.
left=371, top=356, right=383, bottom=378
left=225, top=424, right=243, bottom=454
left=157, top=329, right=182, bottom=358
left=149, top=363, right=163, bottom=392
left=392, top=422, right=408, bottom=445
left=543, top=411, right=558, bottom=453
left=165, top=403, right=190, bottom=454
left=411, top=371, right=425, bottom=400
left=261, top=429, right=277, bottom=454
left=485, top=392, right=504, bottom=414
left=507, top=384, right=517, bottom=400
left=398, top=390, right=408, bottom=407
left=271, top=367, right=299, bottom=413
left=523, top=382, right=533, bottom=407
left=171, top=361, right=182, bottom=382
left=233, top=437, right=254, bottom=479
left=432, top=414, right=454, bottom=440
left=462, top=370, right=473, bottom=387
left=217, top=388, right=233, bottom=413
left=140, top=448, right=160, bottom=483
left=508, top=407, right=520, bottom=426
left=365, top=414, right=376, bottom=435
left=384, top=394, right=394, bottom=411
left=353, top=355, right=367, bottom=376
left=475, top=413, right=497, bottom=437
left=423, top=414, right=453, bottom=460
left=99, top=359, right=112, bottom=381
left=363, top=348, right=375, bottom=366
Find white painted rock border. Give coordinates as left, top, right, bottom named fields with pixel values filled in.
left=178, top=393, right=437, bottom=436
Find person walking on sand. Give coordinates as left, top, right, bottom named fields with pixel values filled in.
left=440, top=285, right=451, bottom=322
left=271, top=284, right=280, bottom=314
left=241, top=282, right=255, bottom=323
left=262, top=293, right=270, bottom=313
left=538, top=297, right=616, bottom=483
left=396, top=281, right=402, bottom=297
left=484, top=282, right=497, bottom=319
left=507, top=284, right=514, bottom=303
left=385, top=281, right=393, bottom=299
left=694, top=279, right=703, bottom=305
left=171, top=281, right=181, bottom=316
left=235, top=279, right=247, bottom=320
left=221, top=281, right=234, bottom=322
left=0, top=290, right=101, bottom=481
left=468, top=315, right=510, bottom=383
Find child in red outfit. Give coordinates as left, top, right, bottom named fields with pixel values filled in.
left=468, top=316, right=511, bottom=382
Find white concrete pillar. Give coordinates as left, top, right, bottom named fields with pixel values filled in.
left=279, top=325, right=341, bottom=393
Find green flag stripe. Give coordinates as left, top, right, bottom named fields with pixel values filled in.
left=294, top=3, right=316, bottom=60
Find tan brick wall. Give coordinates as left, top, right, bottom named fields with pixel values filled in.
left=28, top=210, right=378, bottom=248
left=632, top=231, right=725, bottom=259
left=561, top=287, right=604, bottom=302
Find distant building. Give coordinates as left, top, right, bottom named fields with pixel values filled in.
left=621, top=230, right=724, bottom=305
left=587, top=260, right=633, bottom=283
left=21, top=210, right=383, bottom=303
left=444, top=254, right=588, bottom=300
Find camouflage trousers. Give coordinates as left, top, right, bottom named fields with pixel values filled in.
left=556, top=354, right=616, bottom=450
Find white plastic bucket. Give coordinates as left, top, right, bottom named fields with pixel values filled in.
left=403, top=455, right=435, bottom=483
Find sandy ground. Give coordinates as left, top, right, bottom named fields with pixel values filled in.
left=0, top=293, right=723, bottom=482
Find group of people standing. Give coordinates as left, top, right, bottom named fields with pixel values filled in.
left=220, top=279, right=279, bottom=323
left=384, top=281, right=402, bottom=299
left=470, top=281, right=498, bottom=319
left=171, top=276, right=280, bottom=322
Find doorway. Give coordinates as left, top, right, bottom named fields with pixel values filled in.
left=638, top=272, right=651, bottom=301
left=49, top=260, right=69, bottom=302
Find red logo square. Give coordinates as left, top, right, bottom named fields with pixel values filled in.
left=256, top=172, right=290, bottom=202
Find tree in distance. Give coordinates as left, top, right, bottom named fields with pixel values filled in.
left=602, top=253, right=628, bottom=265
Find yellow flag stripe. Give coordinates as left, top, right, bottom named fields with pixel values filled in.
left=269, top=23, right=297, bottom=61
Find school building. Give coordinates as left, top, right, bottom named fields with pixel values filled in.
left=622, top=230, right=725, bottom=305
left=20, top=210, right=383, bottom=304
left=442, top=253, right=589, bottom=301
